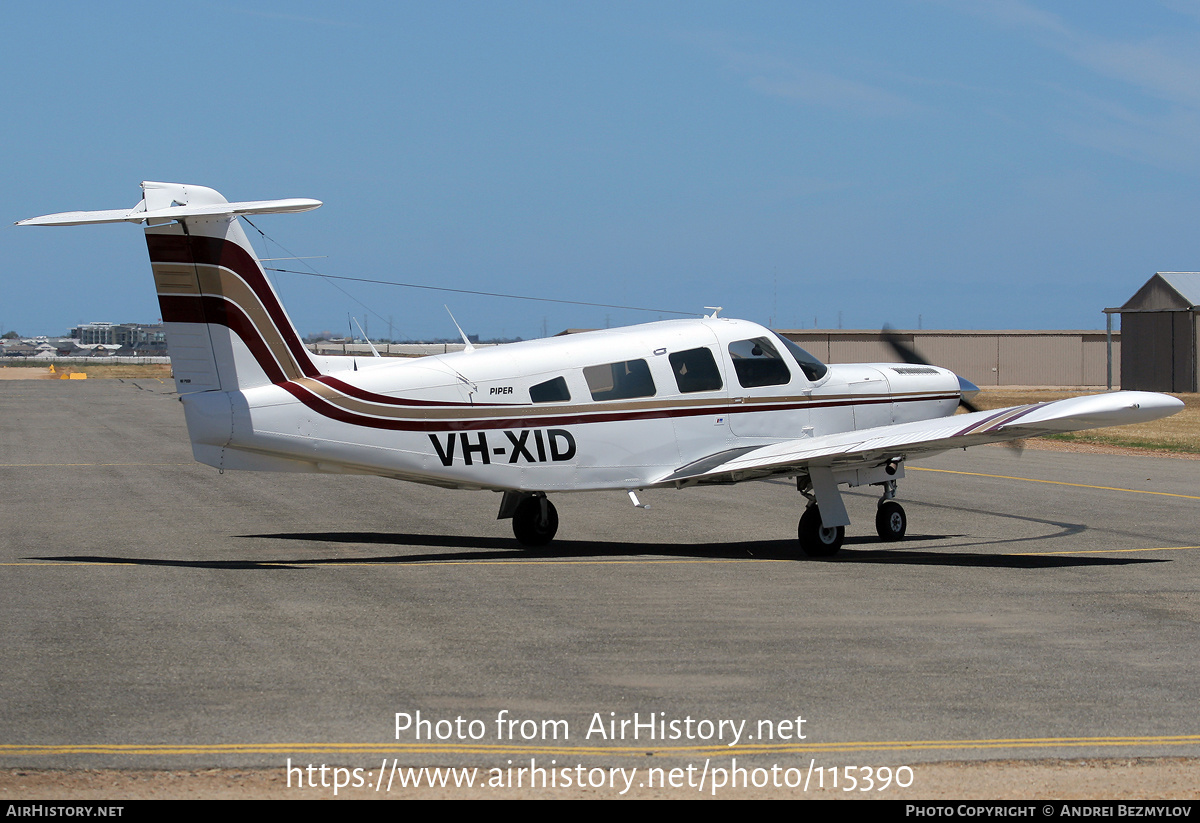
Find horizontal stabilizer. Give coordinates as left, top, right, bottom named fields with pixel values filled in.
left=17, top=197, right=321, bottom=227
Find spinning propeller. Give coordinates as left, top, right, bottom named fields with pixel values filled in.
left=881, top=327, right=1023, bottom=452
left=881, top=326, right=980, bottom=413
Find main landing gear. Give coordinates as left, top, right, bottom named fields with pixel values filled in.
left=797, top=477, right=907, bottom=557
left=798, top=505, right=844, bottom=557
left=509, top=494, right=559, bottom=547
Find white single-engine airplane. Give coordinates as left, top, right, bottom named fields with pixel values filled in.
left=19, top=182, right=1185, bottom=555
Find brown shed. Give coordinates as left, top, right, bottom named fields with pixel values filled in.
left=1106, top=273, right=1200, bottom=392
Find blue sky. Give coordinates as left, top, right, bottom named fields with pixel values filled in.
left=6, top=1, right=1200, bottom=340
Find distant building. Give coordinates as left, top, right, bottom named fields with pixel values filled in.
left=70, top=322, right=167, bottom=353
left=1106, top=273, right=1200, bottom=393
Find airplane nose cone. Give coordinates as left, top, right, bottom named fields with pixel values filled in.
left=957, top=374, right=980, bottom=399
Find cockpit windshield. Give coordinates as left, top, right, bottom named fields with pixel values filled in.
left=773, top=333, right=828, bottom=381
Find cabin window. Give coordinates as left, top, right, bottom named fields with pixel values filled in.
left=529, top=376, right=571, bottom=403
left=583, top=359, right=656, bottom=401
left=728, top=337, right=791, bottom=388
left=669, top=347, right=723, bottom=393
left=773, top=333, right=828, bottom=381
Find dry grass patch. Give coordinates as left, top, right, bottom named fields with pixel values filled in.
left=0, top=363, right=172, bottom=380
left=59, top=363, right=173, bottom=379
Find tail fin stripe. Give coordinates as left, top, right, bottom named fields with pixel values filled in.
left=154, top=263, right=306, bottom=382
left=153, top=262, right=297, bottom=382
left=147, top=233, right=320, bottom=379
left=158, top=295, right=289, bottom=384
left=151, top=230, right=523, bottom=410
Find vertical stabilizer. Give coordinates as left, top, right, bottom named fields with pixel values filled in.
left=18, top=182, right=324, bottom=396
left=143, top=184, right=320, bottom=394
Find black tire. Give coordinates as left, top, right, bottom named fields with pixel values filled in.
left=512, top=496, right=559, bottom=547
left=875, top=500, right=907, bottom=542
left=797, top=505, right=844, bottom=557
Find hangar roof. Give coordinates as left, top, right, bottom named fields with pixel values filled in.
left=1109, top=272, right=1200, bottom=313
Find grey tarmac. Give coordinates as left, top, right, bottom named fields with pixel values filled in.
left=1, top=379, right=1197, bottom=798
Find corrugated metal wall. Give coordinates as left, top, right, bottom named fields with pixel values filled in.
left=781, top=331, right=1120, bottom=387
left=1121, top=315, right=1174, bottom=391
left=1120, top=313, right=1197, bottom=392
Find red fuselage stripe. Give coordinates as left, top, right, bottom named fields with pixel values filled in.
left=147, top=234, right=962, bottom=433
left=278, top=379, right=960, bottom=432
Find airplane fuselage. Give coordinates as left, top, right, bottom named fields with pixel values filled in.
left=23, top=182, right=1180, bottom=553
left=181, top=316, right=963, bottom=492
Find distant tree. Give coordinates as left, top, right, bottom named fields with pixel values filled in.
left=1, top=331, right=19, bottom=339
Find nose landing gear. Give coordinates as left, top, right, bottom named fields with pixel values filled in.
left=875, top=499, right=907, bottom=541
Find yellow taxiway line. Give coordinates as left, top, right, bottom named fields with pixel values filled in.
left=910, top=466, right=1200, bottom=500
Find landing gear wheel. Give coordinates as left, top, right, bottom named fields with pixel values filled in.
left=875, top=500, right=907, bottom=542
left=798, top=506, right=844, bottom=557
left=512, top=496, right=559, bottom=547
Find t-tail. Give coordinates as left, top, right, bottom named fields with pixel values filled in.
left=18, top=181, right=323, bottom=395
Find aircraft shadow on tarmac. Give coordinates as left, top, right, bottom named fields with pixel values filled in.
left=35, top=528, right=1166, bottom=570
left=30, top=493, right=1174, bottom=570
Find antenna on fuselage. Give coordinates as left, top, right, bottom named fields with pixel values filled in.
left=704, top=306, right=723, bottom=318
left=351, top=315, right=381, bottom=357
left=445, top=305, right=476, bottom=353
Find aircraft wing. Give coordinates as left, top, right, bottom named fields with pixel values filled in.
left=655, top=390, right=1184, bottom=486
